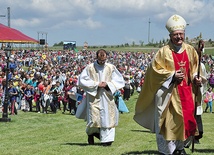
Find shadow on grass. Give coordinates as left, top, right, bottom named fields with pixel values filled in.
left=121, top=148, right=214, bottom=155
left=131, top=129, right=151, bottom=133
left=134, top=97, right=139, bottom=100
left=121, top=150, right=159, bottom=155
left=63, top=142, right=100, bottom=146
left=194, top=148, right=214, bottom=153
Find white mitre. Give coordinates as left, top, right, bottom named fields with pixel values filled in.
left=166, top=14, right=187, bottom=33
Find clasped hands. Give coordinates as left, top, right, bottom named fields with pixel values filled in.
left=98, top=82, right=107, bottom=88
left=173, top=69, right=202, bottom=86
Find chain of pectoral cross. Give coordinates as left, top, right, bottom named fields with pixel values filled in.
left=173, top=51, right=187, bottom=86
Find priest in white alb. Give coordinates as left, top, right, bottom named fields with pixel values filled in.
left=78, top=49, right=125, bottom=146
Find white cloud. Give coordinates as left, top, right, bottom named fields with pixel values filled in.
left=163, top=0, right=206, bottom=24
left=95, top=0, right=158, bottom=10
left=12, top=18, right=41, bottom=27
left=1, top=0, right=212, bottom=28
left=95, top=0, right=164, bottom=18
left=29, top=0, right=95, bottom=17
left=50, top=17, right=102, bottom=29
left=1, top=0, right=214, bottom=46
left=1, top=0, right=96, bottom=28
left=82, top=18, right=102, bottom=29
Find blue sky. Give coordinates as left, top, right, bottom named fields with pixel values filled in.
left=0, top=0, right=214, bottom=47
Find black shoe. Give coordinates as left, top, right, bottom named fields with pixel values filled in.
left=194, top=139, right=200, bottom=144
left=173, top=149, right=186, bottom=155
left=93, top=133, right=100, bottom=140
left=179, top=149, right=187, bottom=155
left=101, top=142, right=112, bottom=147
left=88, top=135, right=94, bottom=145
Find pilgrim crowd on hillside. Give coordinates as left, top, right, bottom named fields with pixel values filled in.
left=0, top=48, right=213, bottom=115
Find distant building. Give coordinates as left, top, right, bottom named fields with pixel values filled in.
left=84, top=41, right=88, bottom=49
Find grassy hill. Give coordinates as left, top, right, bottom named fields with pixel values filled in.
left=0, top=92, right=214, bottom=155
left=47, top=45, right=214, bottom=55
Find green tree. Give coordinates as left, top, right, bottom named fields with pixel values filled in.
left=53, top=41, right=63, bottom=46
left=132, top=41, right=135, bottom=47
left=139, top=40, right=144, bottom=47
left=199, top=32, right=202, bottom=39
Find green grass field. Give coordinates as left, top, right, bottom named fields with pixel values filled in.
left=0, top=92, right=214, bottom=155
left=49, top=46, right=214, bottom=54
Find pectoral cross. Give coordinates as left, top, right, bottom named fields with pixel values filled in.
left=178, top=61, right=186, bottom=73
left=178, top=61, right=186, bottom=86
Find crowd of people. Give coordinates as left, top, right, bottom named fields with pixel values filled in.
left=0, top=47, right=155, bottom=115
left=0, top=43, right=213, bottom=116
